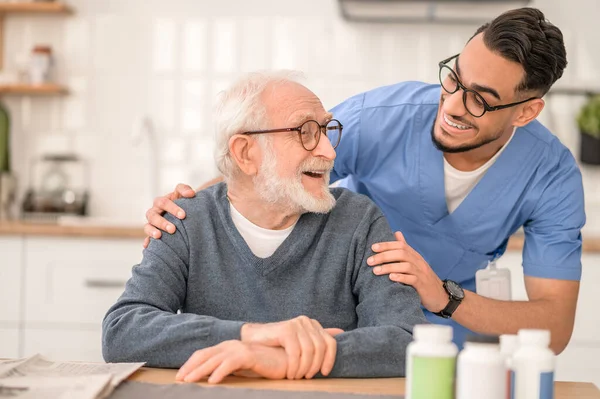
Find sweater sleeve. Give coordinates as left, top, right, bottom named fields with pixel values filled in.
left=328, top=214, right=428, bottom=378
left=101, top=212, right=244, bottom=368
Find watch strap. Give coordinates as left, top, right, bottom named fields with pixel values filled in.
left=434, top=280, right=464, bottom=319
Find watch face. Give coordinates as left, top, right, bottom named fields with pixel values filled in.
left=445, top=280, right=465, bottom=299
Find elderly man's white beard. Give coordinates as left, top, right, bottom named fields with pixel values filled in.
left=253, top=144, right=336, bottom=215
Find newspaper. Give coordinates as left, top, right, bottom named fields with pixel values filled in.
left=0, top=354, right=145, bottom=399
left=0, top=375, right=112, bottom=399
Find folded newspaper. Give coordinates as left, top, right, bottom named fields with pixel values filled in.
left=0, top=354, right=144, bottom=399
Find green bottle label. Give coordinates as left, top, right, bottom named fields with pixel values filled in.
left=411, top=356, right=456, bottom=399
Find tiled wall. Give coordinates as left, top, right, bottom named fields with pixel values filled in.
left=2, top=0, right=599, bottom=224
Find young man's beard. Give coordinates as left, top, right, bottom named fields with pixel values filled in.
left=253, top=141, right=336, bottom=215
left=430, top=123, right=501, bottom=154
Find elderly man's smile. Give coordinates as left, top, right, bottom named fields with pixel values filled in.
left=302, top=170, right=327, bottom=179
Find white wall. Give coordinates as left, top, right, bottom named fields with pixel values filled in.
left=2, top=0, right=600, bottom=223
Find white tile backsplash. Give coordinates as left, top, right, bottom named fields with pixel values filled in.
left=182, top=20, right=208, bottom=73
left=180, top=79, right=206, bottom=134
left=92, top=15, right=152, bottom=75
left=152, top=18, right=178, bottom=73
left=212, top=18, right=237, bottom=74
left=272, top=18, right=321, bottom=72
left=23, top=97, right=62, bottom=132
left=63, top=19, right=91, bottom=73
left=161, top=138, right=188, bottom=165
left=88, top=75, right=150, bottom=132
left=574, top=39, right=599, bottom=84
left=148, top=78, right=178, bottom=132
left=62, top=76, right=88, bottom=130
left=240, top=18, right=270, bottom=72
left=5, top=0, right=600, bottom=225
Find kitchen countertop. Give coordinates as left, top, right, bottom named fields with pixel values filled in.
left=128, top=368, right=600, bottom=398
left=1, top=220, right=599, bottom=252
left=0, top=220, right=145, bottom=239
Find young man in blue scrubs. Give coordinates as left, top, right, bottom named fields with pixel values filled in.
left=142, top=7, right=584, bottom=354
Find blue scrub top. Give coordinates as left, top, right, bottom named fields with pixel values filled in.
left=329, top=81, right=586, bottom=346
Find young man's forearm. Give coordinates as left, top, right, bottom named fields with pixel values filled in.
left=452, top=286, right=578, bottom=354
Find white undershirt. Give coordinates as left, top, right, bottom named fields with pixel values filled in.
left=229, top=203, right=296, bottom=258
left=444, top=128, right=516, bottom=214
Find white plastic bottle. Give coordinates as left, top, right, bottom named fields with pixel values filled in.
left=511, top=329, right=555, bottom=399
left=500, top=334, right=519, bottom=399
left=405, top=324, right=458, bottom=399
left=456, top=335, right=506, bottom=399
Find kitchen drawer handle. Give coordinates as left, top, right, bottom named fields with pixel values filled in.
left=84, top=279, right=127, bottom=289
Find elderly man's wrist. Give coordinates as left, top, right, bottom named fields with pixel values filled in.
left=240, top=323, right=258, bottom=342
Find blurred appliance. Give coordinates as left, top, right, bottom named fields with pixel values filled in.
left=21, top=153, right=89, bottom=222
left=338, top=0, right=530, bottom=24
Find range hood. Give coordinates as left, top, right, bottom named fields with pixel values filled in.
left=338, top=0, right=531, bottom=24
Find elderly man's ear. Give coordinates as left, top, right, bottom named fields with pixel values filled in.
left=229, top=135, right=261, bottom=176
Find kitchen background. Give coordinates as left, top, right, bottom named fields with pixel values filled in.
left=0, top=0, right=599, bottom=389
left=1, top=0, right=599, bottom=223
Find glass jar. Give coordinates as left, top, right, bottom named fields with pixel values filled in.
left=29, top=45, right=53, bottom=85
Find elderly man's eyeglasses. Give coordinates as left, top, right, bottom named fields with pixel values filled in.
left=438, top=54, right=540, bottom=118
left=242, top=119, right=343, bottom=152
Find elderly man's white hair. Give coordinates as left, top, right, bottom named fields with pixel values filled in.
left=214, top=70, right=306, bottom=181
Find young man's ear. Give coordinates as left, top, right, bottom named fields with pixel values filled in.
left=513, top=98, right=545, bottom=127
left=229, top=135, right=260, bottom=176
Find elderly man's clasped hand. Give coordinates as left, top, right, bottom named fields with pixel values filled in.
left=175, top=316, right=344, bottom=383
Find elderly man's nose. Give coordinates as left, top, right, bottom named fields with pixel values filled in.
left=312, top=135, right=337, bottom=160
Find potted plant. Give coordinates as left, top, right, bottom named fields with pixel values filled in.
left=0, top=101, right=14, bottom=220
left=577, top=95, right=600, bottom=165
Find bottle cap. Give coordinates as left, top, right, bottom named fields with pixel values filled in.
left=500, top=334, right=519, bottom=355
left=465, top=334, right=500, bottom=344
left=413, top=324, right=453, bottom=343
left=518, top=329, right=551, bottom=347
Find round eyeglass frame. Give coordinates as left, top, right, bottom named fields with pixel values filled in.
left=438, top=54, right=540, bottom=118
left=242, top=119, right=343, bottom=151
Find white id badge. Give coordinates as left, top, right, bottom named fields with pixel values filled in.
left=475, top=260, right=512, bottom=300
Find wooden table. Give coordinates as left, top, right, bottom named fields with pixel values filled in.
left=129, top=367, right=600, bottom=398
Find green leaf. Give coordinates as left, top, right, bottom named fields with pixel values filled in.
left=577, top=95, right=600, bottom=139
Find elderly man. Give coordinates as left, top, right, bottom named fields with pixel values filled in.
left=102, top=72, right=427, bottom=383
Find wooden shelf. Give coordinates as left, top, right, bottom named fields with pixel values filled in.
left=0, top=83, right=67, bottom=95
left=0, top=2, right=72, bottom=14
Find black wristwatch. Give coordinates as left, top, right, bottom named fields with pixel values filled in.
left=434, top=280, right=465, bottom=319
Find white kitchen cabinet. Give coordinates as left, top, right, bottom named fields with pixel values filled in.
left=0, top=235, right=142, bottom=361
left=0, top=237, right=23, bottom=323
left=0, top=327, right=19, bottom=359
left=16, top=236, right=142, bottom=363
left=22, top=327, right=103, bottom=362
left=23, top=237, right=142, bottom=325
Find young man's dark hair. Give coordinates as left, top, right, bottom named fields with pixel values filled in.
left=472, top=7, right=567, bottom=95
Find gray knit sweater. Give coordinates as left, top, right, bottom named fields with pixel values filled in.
left=102, top=183, right=427, bottom=377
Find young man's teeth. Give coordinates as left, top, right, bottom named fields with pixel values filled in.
left=444, top=114, right=470, bottom=130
